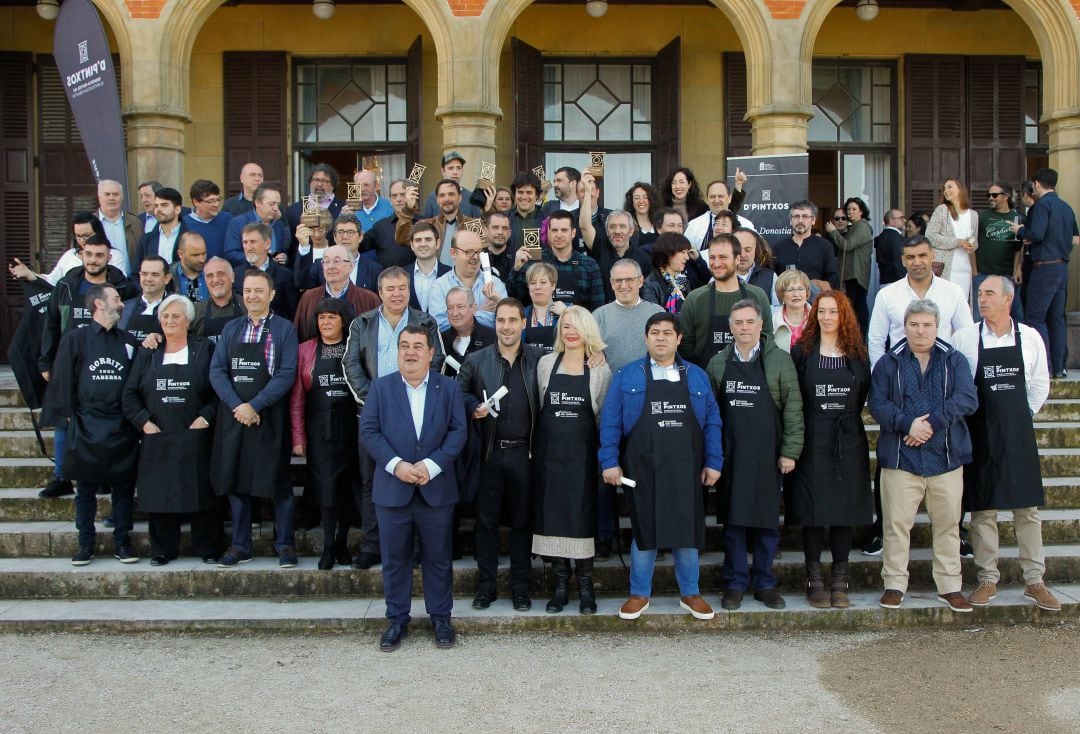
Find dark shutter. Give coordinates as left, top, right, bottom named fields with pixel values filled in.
left=967, top=56, right=1025, bottom=196
left=512, top=38, right=543, bottom=173
left=904, top=55, right=965, bottom=214
left=724, top=52, right=753, bottom=159
left=652, top=37, right=681, bottom=182
left=0, top=53, right=35, bottom=362
left=38, top=55, right=100, bottom=271
left=406, top=36, right=423, bottom=170
left=223, top=51, right=288, bottom=195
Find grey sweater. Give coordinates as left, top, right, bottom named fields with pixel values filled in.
left=593, top=299, right=665, bottom=374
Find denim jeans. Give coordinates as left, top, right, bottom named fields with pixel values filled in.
left=74, top=482, right=133, bottom=550
left=53, top=427, right=66, bottom=479
left=229, top=494, right=296, bottom=554
left=722, top=525, right=780, bottom=592
left=629, top=538, right=700, bottom=597
left=1023, top=261, right=1068, bottom=373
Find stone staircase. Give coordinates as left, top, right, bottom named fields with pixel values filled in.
left=0, top=368, right=1075, bottom=632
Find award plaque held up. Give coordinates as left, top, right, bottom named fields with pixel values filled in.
left=587, top=152, right=606, bottom=179
left=463, top=217, right=488, bottom=243
left=406, top=163, right=426, bottom=190
left=531, top=165, right=548, bottom=188
left=300, top=195, right=320, bottom=227
left=477, top=161, right=497, bottom=190
left=346, top=182, right=362, bottom=209
left=522, top=228, right=542, bottom=260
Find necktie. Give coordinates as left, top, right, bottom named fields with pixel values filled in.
left=702, top=215, right=713, bottom=249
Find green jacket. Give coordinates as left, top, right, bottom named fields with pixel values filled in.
left=705, top=337, right=804, bottom=461
left=677, top=281, right=773, bottom=367
left=827, top=218, right=873, bottom=290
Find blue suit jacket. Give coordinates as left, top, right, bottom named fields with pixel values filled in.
left=223, top=211, right=290, bottom=268
left=360, top=370, right=467, bottom=508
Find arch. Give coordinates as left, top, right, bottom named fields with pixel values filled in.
left=88, top=0, right=133, bottom=106
left=798, top=0, right=1080, bottom=123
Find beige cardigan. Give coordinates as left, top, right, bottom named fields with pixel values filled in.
left=926, top=203, right=979, bottom=281
left=536, top=351, right=612, bottom=416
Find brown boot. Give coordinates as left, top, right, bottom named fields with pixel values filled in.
left=805, top=562, right=830, bottom=608
left=830, top=560, right=851, bottom=608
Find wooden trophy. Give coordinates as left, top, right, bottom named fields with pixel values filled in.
left=463, top=217, right=488, bottom=244
left=406, top=163, right=426, bottom=192
left=522, top=228, right=542, bottom=260
left=300, top=195, right=320, bottom=227
left=587, top=152, right=606, bottom=180
left=346, top=182, right=362, bottom=209
left=478, top=161, right=497, bottom=190
left=531, top=165, right=549, bottom=188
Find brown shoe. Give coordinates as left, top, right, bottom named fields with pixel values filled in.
left=938, top=591, right=973, bottom=613
left=879, top=589, right=904, bottom=608
left=968, top=580, right=997, bottom=607
left=618, top=595, right=650, bottom=620
left=1025, top=583, right=1062, bottom=612
left=680, top=595, right=715, bottom=620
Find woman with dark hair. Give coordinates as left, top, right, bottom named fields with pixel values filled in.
left=290, top=297, right=358, bottom=569
left=928, top=178, right=979, bottom=299
left=786, top=290, right=871, bottom=609
left=625, top=183, right=663, bottom=248
left=661, top=167, right=708, bottom=222
left=905, top=213, right=928, bottom=238
left=641, top=233, right=694, bottom=314
left=825, top=196, right=874, bottom=334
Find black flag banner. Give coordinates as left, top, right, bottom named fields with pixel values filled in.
left=726, top=154, right=809, bottom=247
left=53, top=0, right=128, bottom=192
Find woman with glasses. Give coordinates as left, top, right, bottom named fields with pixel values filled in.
left=825, top=197, right=874, bottom=334
left=786, top=290, right=871, bottom=608
left=523, top=262, right=562, bottom=352
left=771, top=269, right=812, bottom=352
left=928, top=178, right=979, bottom=299
left=642, top=233, right=696, bottom=314
left=830, top=208, right=849, bottom=236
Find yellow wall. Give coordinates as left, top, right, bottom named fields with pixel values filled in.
left=0, top=7, right=118, bottom=51
left=187, top=4, right=440, bottom=197
left=500, top=5, right=743, bottom=187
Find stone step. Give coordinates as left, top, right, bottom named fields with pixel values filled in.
left=863, top=423, right=1080, bottom=450
left=0, top=582, right=1073, bottom=633
left=0, top=409, right=42, bottom=432
left=0, top=548, right=1075, bottom=600
left=1, top=510, right=1077, bottom=560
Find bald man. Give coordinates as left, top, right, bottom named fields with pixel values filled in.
left=352, top=170, right=394, bottom=233
left=223, top=163, right=264, bottom=217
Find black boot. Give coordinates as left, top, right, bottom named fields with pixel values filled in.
left=576, top=558, right=597, bottom=615
left=546, top=558, right=571, bottom=613
left=318, top=548, right=335, bottom=570
left=830, top=560, right=851, bottom=608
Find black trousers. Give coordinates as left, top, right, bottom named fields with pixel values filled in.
left=148, top=508, right=222, bottom=558
left=844, top=279, right=869, bottom=337
left=321, top=479, right=358, bottom=552
left=475, top=445, right=531, bottom=593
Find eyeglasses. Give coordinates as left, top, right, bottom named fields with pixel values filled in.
left=454, top=248, right=483, bottom=259
left=334, top=229, right=360, bottom=237
left=197, top=196, right=223, bottom=205
left=611, top=277, right=641, bottom=286
left=322, top=257, right=351, bottom=267
left=310, top=177, right=333, bottom=185
left=784, top=287, right=807, bottom=294
left=73, top=232, right=93, bottom=241
left=832, top=216, right=848, bottom=222
left=987, top=192, right=1006, bottom=198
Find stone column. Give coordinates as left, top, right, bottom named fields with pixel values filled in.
left=1045, top=110, right=1080, bottom=310
left=746, top=19, right=812, bottom=155
left=124, top=108, right=191, bottom=189
left=437, top=110, right=501, bottom=183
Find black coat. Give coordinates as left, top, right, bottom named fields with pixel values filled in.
left=362, top=214, right=418, bottom=268
left=875, top=227, right=905, bottom=285
left=232, top=260, right=300, bottom=321
left=456, top=342, right=544, bottom=460
left=39, top=266, right=137, bottom=373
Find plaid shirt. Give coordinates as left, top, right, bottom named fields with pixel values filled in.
left=241, top=313, right=275, bottom=376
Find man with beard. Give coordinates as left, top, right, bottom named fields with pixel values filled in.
left=772, top=201, right=839, bottom=293
left=232, top=222, right=299, bottom=320
left=170, top=232, right=209, bottom=303
left=42, top=284, right=139, bottom=564
left=134, top=187, right=187, bottom=271
left=677, top=234, right=772, bottom=368
left=363, top=179, right=418, bottom=268
left=397, top=180, right=465, bottom=267
left=224, top=184, right=289, bottom=268
left=483, top=211, right=514, bottom=280
left=579, top=173, right=652, bottom=303
left=284, top=164, right=346, bottom=252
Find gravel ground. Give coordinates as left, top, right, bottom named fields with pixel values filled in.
left=0, top=624, right=1075, bottom=733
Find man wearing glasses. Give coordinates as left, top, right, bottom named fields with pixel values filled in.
left=295, top=212, right=383, bottom=293
left=283, top=163, right=346, bottom=255
left=771, top=200, right=839, bottom=293
left=428, top=230, right=507, bottom=332
left=183, top=179, right=234, bottom=260
left=292, top=244, right=381, bottom=342
left=976, top=183, right=1024, bottom=321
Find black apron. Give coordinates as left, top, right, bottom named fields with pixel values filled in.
left=523, top=313, right=556, bottom=353
left=125, top=303, right=161, bottom=344
left=63, top=338, right=138, bottom=486
left=964, top=323, right=1044, bottom=511
left=699, top=281, right=748, bottom=367
left=622, top=365, right=706, bottom=550
left=718, top=348, right=782, bottom=529
left=201, top=302, right=244, bottom=344
left=136, top=356, right=214, bottom=513
left=784, top=353, right=872, bottom=527
left=304, top=342, right=358, bottom=507
left=210, top=332, right=290, bottom=499
left=552, top=264, right=586, bottom=308
left=532, top=356, right=596, bottom=539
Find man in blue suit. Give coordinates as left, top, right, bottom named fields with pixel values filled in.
left=223, top=184, right=290, bottom=268
left=360, top=324, right=467, bottom=652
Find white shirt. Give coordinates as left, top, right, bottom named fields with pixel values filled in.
left=867, top=275, right=974, bottom=368
left=951, top=319, right=1050, bottom=415
left=98, top=209, right=131, bottom=275
left=385, top=374, right=443, bottom=480
left=162, top=346, right=190, bottom=366
left=733, top=342, right=762, bottom=362
left=142, top=215, right=157, bottom=234
left=650, top=359, right=681, bottom=382
left=429, top=267, right=507, bottom=332
left=685, top=209, right=755, bottom=249
left=156, top=224, right=181, bottom=262
left=412, top=261, right=440, bottom=313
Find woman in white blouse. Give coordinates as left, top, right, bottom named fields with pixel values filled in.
left=927, top=178, right=979, bottom=300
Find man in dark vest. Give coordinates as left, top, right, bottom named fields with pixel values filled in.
left=707, top=299, right=803, bottom=611
left=191, top=256, right=245, bottom=343
left=599, top=312, right=723, bottom=622
left=42, top=284, right=139, bottom=565
left=952, top=275, right=1060, bottom=612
